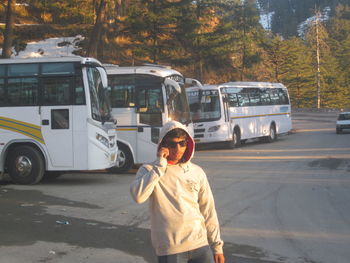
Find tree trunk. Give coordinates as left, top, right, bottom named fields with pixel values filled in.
left=86, top=0, right=106, bottom=58
left=2, top=0, right=16, bottom=58
left=315, top=11, right=321, bottom=109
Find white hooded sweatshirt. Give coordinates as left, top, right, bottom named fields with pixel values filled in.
left=130, top=121, right=224, bottom=256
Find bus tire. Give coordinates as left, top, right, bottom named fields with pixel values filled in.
left=336, top=128, right=341, bottom=134
left=227, top=128, right=241, bottom=149
left=109, top=144, right=133, bottom=173
left=265, top=124, right=277, bottom=142
left=7, top=145, right=45, bottom=185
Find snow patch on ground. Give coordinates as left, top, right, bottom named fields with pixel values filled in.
left=0, top=35, right=84, bottom=58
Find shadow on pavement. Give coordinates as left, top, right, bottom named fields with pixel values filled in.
left=0, top=187, right=283, bottom=263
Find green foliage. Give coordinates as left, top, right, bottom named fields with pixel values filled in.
left=25, top=0, right=95, bottom=24
left=121, top=0, right=179, bottom=63
left=1, top=0, right=350, bottom=108
left=326, top=4, right=350, bottom=108
left=279, top=37, right=315, bottom=108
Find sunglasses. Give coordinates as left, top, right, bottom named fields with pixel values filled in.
left=164, top=140, right=187, bottom=148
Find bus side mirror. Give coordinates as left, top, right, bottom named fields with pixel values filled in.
left=164, top=78, right=181, bottom=93
left=185, top=78, right=203, bottom=88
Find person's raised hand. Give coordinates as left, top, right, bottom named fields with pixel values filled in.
left=157, top=147, right=169, bottom=159
left=214, top=253, right=225, bottom=263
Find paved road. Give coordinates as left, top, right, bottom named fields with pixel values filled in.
left=1, top=112, right=349, bottom=263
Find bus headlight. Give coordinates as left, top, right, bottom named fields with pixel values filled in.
left=96, top=133, right=109, bottom=148
left=208, top=125, right=221, bottom=132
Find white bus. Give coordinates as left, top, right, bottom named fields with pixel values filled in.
left=104, top=64, right=194, bottom=173
left=0, top=57, right=117, bottom=184
left=187, top=82, right=292, bottom=148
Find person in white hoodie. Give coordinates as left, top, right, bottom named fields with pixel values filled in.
left=130, top=120, right=225, bottom=263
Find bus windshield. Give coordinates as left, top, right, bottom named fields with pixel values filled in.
left=87, top=67, right=111, bottom=123
left=165, top=80, right=191, bottom=125
left=187, top=89, right=221, bottom=122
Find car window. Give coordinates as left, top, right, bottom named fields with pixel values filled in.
left=338, top=114, right=350, bottom=120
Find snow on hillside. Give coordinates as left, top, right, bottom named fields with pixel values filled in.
left=0, top=35, right=84, bottom=58
left=260, top=11, right=274, bottom=31
left=297, top=7, right=330, bottom=37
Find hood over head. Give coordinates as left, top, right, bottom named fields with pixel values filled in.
left=158, top=120, right=195, bottom=163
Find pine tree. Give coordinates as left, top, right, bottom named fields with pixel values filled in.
left=327, top=4, right=350, bottom=108
left=171, top=0, right=238, bottom=82
left=227, top=0, right=263, bottom=81
left=260, top=34, right=286, bottom=82
left=121, top=0, right=178, bottom=64
left=279, top=37, right=314, bottom=108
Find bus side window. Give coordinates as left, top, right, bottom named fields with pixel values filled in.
left=0, top=79, right=5, bottom=106
left=269, top=89, right=280, bottom=105
left=0, top=66, right=5, bottom=106
left=137, top=87, right=162, bottom=126
left=249, top=93, right=261, bottom=106
left=260, top=92, right=271, bottom=105
left=238, top=93, right=250, bottom=107
left=110, top=85, right=135, bottom=107
left=8, top=63, right=39, bottom=77
left=7, top=63, right=39, bottom=105
left=41, top=77, right=71, bottom=105
left=51, top=109, right=69, bottom=129
left=74, top=77, right=85, bottom=105
left=8, top=78, right=38, bottom=106
left=278, top=89, right=289, bottom=104
left=228, top=93, right=239, bottom=107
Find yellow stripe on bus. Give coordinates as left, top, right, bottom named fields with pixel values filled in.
left=116, top=128, right=138, bottom=131
left=0, top=116, right=45, bottom=144
left=231, top=112, right=290, bottom=119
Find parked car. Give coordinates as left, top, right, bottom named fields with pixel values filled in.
left=336, top=112, right=350, bottom=134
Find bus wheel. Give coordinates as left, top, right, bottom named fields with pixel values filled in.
left=7, top=145, right=45, bottom=184
left=109, top=144, right=133, bottom=173
left=265, top=124, right=277, bottom=142
left=227, top=129, right=241, bottom=149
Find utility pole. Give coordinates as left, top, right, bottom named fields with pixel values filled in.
left=315, top=10, right=321, bottom=109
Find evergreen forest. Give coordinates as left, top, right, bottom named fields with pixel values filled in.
left=1, top=0, right=350, bottom=109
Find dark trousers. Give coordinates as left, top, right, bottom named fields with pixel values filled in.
left=157, top=245, right=214, bottom=263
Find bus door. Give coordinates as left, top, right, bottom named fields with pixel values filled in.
left=40, top=76, right=74, bottom=168
left=222, top=93, right=232, bottom=138
left=136, top=85, right=163, bottom=163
